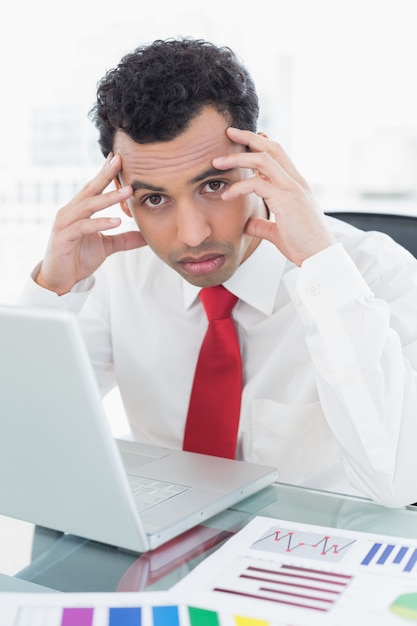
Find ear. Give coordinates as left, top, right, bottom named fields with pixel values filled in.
left=113, top=177, right=132, bottom=217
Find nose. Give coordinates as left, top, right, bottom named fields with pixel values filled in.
left=176, top=200, right=211, bottom=247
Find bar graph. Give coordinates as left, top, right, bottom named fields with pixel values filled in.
left=212, top=559, right=352, bottom=613
left=13, top=602, right=276, bottom=626
left=361, top=542, right=417, bottom=574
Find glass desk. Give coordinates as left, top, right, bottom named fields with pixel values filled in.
left=1, top=482, right=416, bottom=593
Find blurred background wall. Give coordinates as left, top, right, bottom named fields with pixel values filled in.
left=1, top=0, right=416, bottom=302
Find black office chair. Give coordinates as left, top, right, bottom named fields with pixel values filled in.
left=326, top=211, right=417, bottom=258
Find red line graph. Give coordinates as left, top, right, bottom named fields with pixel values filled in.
left=251, top=526, right=356, bottom=563
left=209, top=525, right=357, bottom=613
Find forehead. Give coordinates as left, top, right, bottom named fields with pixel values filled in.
left=113, top=107, right=244, bottom=184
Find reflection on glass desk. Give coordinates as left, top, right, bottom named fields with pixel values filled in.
left=1, top=482, right=417, bottom=593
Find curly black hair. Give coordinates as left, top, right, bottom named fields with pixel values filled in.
left=89, top=37, right=259, bottom=156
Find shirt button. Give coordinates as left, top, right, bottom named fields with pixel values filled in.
left=307, top=282, right=321, bottom=295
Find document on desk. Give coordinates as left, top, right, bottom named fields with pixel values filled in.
left=0, top=589, right=290, bottom=626
left=3, top=517, right=417, bottom=626
left=172, top=515, right=417, bottom=625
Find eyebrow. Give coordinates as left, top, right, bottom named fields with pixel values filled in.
left=131, top=180, right=166, bottom=194
left=190, top=167, right=234, bottom=184
left=130, top=167, right=234, bottom=194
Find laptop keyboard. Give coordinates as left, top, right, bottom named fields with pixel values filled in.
left=128, top=475, right=189, bottom=512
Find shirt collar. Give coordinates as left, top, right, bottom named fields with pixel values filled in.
left=182, top=238, right=286, bottom=315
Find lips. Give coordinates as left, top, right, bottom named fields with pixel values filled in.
left=179, top=254, right=226, bottom=277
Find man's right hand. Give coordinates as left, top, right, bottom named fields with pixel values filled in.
left=35, top=154, right=146, bottom=295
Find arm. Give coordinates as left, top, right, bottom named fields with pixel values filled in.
left=284, top=241, right=417, bottom=507
left=20, top=153, right=147, bottom=394
left=213, top=129, right=417, bottom=507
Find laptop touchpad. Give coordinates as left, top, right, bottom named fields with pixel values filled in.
left=121, top=451, right=161, bottom=472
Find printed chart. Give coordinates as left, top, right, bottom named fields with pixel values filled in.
left=361, top=542, right=417, bottom=574
left=252, top=527, right=357, bottom=563
left=213, top=559, right=352, bottom=613
left=172, top=516, right=417, bottom=625
left=16, top=604, right=177, bottom=626
left=203, top=525, right=357, bottom=613
left=0, top=592, right=285, bottom=626
left=390, top=593, right=417, bottom=620
left=5, top=518, right=417, bottom=626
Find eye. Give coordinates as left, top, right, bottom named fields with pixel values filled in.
left=202, top=180, right=226, bottom=194
left=143, top=194, right=168, bottom=208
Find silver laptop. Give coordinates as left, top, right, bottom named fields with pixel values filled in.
left=0, top=305, right=277, bottom=553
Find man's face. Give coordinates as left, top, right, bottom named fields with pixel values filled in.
left=114, top=107, right=267, bottom=287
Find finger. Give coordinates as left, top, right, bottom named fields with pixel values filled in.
left=52, top=215, right=123, bottom=244
left=215, top=150, right=294, bottom=193
left=58, top=153, right=131, bottom=217
left=103, top=230, right=148, bottom=257
left=223, top=127, right=307, bottom=185
left=74, top=153, right=123, bottom=201
left=244, top=215, right=278, bottom=244
left=55, top=182, right=133, bottom=229
left=221, top=173, right=278, bottom=202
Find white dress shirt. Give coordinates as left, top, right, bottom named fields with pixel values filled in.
left=20, top=216, right=417, bottom=506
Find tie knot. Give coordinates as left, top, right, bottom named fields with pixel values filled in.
left=199, top=285, right=238, bottom=320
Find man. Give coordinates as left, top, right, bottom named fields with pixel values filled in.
left=21, top=37, right=417, bottom=506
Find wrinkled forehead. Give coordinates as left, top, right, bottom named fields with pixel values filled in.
left=113, top=108, right=244, bottom=183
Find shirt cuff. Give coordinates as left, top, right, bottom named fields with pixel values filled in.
left=18, top=262, right=94, bottom=313
left=283, top=243, right=374, bottom=324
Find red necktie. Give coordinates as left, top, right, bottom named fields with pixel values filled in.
left=183, top=285, right=242, bottom=458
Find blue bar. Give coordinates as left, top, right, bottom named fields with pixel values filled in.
left=377, top=544, right=395, bottom=564
left=393, top=546, right=409, bottom=564
left=152, top=605, right=180, bottom=626
left=361, top=542, right=382, bottom=565
left=404, top=548, right=417, bottom=573
left=109, top=606, right=141, bottom=626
